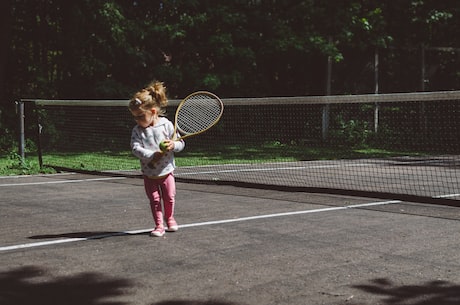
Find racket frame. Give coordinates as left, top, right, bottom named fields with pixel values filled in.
left=172, top=91, right=224, bottom=140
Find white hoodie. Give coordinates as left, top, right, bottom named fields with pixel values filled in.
left=130, top=117, right=185, bottom=177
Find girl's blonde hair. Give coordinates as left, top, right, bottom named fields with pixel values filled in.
left=129, top=81, right=168, bottom=116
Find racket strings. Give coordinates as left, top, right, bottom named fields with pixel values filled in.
left=176, top=95, right=223, bottom=135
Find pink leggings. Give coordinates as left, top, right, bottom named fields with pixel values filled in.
left=143, top=173, right=176, bottom=227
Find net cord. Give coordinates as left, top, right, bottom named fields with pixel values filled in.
left=23, top=90, right=460, bottom=107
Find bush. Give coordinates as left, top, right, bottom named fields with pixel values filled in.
left=328, top=115, right=373, bottom=147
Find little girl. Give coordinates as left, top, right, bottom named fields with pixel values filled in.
left=128, top=81, right=185, bottom=237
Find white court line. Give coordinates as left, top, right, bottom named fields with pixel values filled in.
left=0, top=177, right=126, bottom=187
left=0, top=172, right=76, bottom=179
left=177, top=163, right=373, bottom=176
left=435, top=193, right=460, bottom=199
left=0, top=162, right=369, bottom=185
left=0, top=162, right=373, bottom=185
left=0, top=199, right=400, bottom=252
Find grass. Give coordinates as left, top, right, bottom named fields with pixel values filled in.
left=1, top=141, right=423, bottom=176
left=0, top=152, right=56, bottom=176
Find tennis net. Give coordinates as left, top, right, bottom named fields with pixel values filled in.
left=23, top=91, right=460, bottom=202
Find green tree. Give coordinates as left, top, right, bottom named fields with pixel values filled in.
left=2, top=0, right=460, bottom=153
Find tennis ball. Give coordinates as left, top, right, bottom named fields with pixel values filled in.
left=159, top=141, right=168, bottom=152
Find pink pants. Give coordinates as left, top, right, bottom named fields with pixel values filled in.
left=143, top=173, right=176, bottom=228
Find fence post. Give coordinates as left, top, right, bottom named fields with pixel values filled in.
left=323, top=37, right=332, bottom=141
left=322, top=104, right=330, bottom=141
left=374, top=47, right=379, bottom=133
left=36, top=104, right=43, bottom=168
left=16, top=100, right=25, bottom=164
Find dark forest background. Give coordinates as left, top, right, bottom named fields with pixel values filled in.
left=1, top=0, right=460, bottom=153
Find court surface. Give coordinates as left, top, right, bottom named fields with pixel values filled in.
left=1, top=172, right=460, bottom=305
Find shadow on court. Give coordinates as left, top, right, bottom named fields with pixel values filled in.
left=3, top=266, right=460, bottom=305
left=352, top=278, right=460, bottom=305
left=0, top=266, right=133, bottom=305
left=0, top=266, right=242, bottom=305
left=28, top=231, right=148, bottom=240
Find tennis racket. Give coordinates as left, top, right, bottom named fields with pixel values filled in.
left=172, top=91, right=224, bottom=140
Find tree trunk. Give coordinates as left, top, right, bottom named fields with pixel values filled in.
left=0, top=0, right=12, bottom=107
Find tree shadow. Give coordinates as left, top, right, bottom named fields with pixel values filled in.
left=353, top=278, right=460, bottom=305
left=0, top=266, right=134, bottom=305
left=152, top=301, right=242, bottom=305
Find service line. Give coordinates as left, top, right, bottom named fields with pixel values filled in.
left=0, top=199, right=400, bottom=252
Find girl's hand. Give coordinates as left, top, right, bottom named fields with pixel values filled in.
left=160, top=139, right=175, bottom=152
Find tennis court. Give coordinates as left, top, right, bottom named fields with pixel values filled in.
left=2, top=167, right=460, bottom=305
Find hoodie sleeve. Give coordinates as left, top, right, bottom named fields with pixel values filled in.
left=173, top=137, right=185, bottom=153
left=130, top=127, right=155, bottom=161
left=164, top=119, right=185, bottom=153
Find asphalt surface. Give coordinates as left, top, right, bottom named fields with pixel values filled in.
left=1, top=173, right=460, bottom=305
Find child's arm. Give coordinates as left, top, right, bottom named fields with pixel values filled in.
left=164, top=121, right=185, bottom=153
left=130, top=129, right=156, bottom=162
left=172, top=138, right=185, bottom=152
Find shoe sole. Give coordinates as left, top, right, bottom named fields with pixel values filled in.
left=150, top=230, right=165, bottom=237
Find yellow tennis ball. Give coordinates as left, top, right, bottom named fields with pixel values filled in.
left=159, top=141, right=168, bottom=152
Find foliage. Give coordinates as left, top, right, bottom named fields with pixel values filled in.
left=1, top=0, right=460, bottom=173
left=3, top=0, right=460, bottom=101
left=329, top=116, right=373, bottom=148
left=0, top=126, right=16, bottom=154
left=0, top=152, right=55, bottom=175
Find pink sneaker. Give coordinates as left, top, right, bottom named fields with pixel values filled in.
left=150, top=227, right=165, bottom=237
left=166, top=219, right=179, bottom=232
